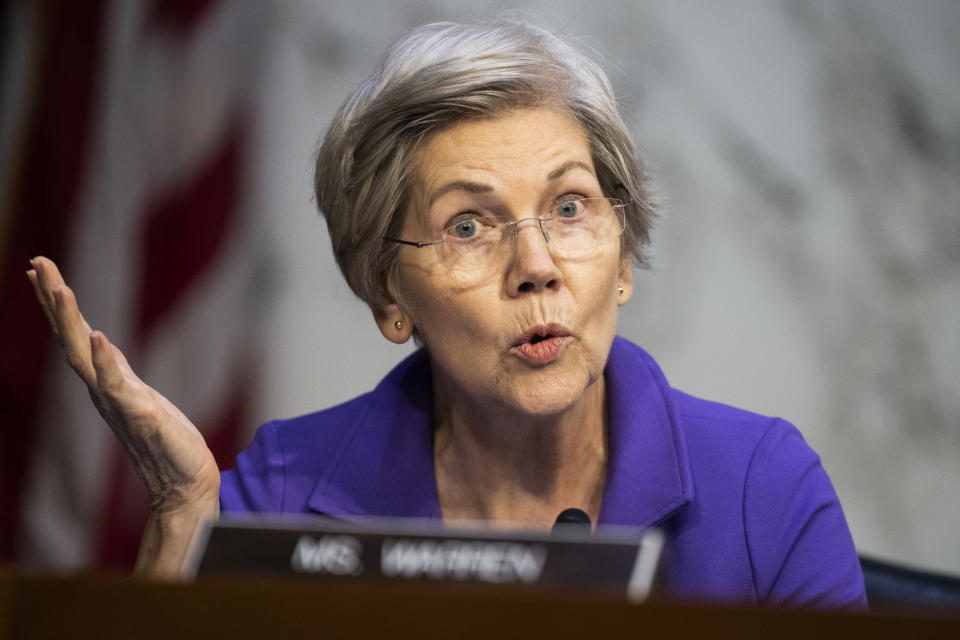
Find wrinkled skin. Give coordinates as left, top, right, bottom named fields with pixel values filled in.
left=27, top=257, right=219, bottom=578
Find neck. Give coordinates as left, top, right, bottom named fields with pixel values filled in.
left=431, top=367, right=608, bottom=530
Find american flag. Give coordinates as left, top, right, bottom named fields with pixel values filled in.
left=1, top=0, right=273, bottom=570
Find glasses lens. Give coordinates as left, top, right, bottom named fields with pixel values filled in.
left=433, top=199, right=626, bottom=274
left=435, top=216, right=510, bottom=272
left=543, top=198, right=625, bottom=253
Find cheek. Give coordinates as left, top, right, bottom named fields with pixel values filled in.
left=401, top=277, right=493, bottom=352
left=569, top=258, right=621, bottom=315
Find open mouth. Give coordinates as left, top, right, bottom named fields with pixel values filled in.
left=513, top=324, right=570, bottom=347
left=512, top=324, right=571, bottom=364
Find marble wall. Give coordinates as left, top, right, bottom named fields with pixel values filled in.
left=247, top=0, right=959, bottom=573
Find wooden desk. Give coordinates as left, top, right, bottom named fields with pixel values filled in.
left=1, top=567, right=957, bottom=639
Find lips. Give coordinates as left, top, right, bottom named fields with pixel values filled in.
left=511, top=324, right=571, bottom=365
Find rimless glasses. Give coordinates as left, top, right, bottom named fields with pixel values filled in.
left=385, top=197, right=629, bottom=274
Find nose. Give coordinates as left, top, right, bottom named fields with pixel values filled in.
left=505, top=219, right=563, bottom=296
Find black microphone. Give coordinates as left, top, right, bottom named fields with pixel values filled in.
left=552, top=508, right=592, bottom=536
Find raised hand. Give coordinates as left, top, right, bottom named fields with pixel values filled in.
left=27, top=256, right=220, bottom=578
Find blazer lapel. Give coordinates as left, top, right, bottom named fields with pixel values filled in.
left=305, top=349, right=442, bottom=521
left=598, top=337, right=694, bottom=527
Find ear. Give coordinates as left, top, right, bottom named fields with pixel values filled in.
left=372, top=303, right=414, bottom=344
left=617, top=258, right=633, bottom=307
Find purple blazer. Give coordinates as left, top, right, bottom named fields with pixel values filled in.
left=220, top=336, right=867, bottom=609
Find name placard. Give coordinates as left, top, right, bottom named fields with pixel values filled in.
left=191, top=516, right=664, bottom=602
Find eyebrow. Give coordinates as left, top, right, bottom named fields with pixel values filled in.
left=546, top=160, right=593, bottom=181
left=428, top=181, right=493, bottom=207
left=427, top=161, right=594, bottom=207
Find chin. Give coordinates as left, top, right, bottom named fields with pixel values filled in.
left=505, top=373, right=591, bottom=418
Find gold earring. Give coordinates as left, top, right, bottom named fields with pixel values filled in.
left=617, top=285, right=624, bottom=295
left=394, top=320, right=404, bottom=330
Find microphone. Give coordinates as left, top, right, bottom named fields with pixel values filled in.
left=551, top=508, right=592, bottom=536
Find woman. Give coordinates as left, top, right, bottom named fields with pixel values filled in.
left=27, top=19, right=866, bottom=608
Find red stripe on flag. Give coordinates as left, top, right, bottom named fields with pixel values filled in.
left=133, top=120, right=246, bottom=344
left=99, top=114, right=250, bottom=567
left=0, top=0, right=107, bottom=561
left=95, top=370, right=253, bottom=568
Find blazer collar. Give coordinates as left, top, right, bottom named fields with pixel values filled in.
left=598, top=336, right=694, bottom=527
left=306, top=349, right=442, bottom=520
left=306, top=337, right=693, bottom=527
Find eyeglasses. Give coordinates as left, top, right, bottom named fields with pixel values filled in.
left=385, top=197, right=628, bottom=274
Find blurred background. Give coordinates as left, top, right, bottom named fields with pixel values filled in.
left=1, top=0, right=957, bottom=574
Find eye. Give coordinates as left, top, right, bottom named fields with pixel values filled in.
left=452, top=219, right=478, bottom=238
left=555, top=198, right=585, bottom=219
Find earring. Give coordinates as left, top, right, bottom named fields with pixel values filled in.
left=394, top=320, right=404, bottom=330
left=617, top=285, right=624, bottom=295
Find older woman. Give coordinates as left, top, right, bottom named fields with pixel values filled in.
left=28, top=19, right=865, bottom=608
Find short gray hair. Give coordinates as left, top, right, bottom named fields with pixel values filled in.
left=314, top=18, right=656, bottom=308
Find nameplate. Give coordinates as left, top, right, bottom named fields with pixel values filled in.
left=191, top=516, right=664, bottom=602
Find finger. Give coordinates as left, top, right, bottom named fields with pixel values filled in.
left=26, top=269, right=58, bottom=334
left=31, top=257, right=94, bottom=335
left=52, top=284, right=96, bottom=386
left=90, top=330, right=126, bottom=399
left=89, top=331, right=144, bottom=452
left=30, top=256, right=66, bottom=317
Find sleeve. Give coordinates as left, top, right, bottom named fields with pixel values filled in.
left=743, top=419, right=868, bottom=609
left=219, top=420, right=287, bottom=513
